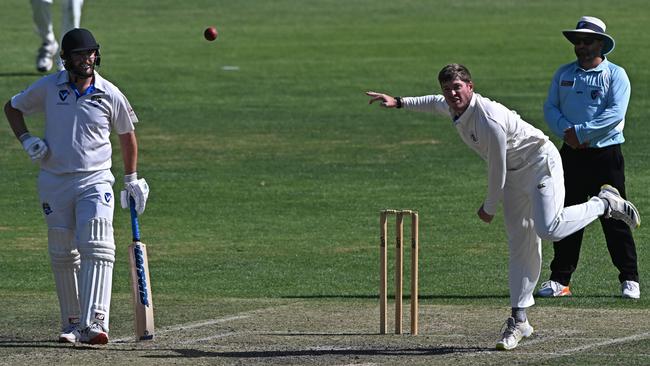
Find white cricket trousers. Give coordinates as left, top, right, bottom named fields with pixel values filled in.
left=503, top=141, right=605, bottom=308
left=39, top=169, right=116, bottom=331
left=31, top=0, right=84, bottom=45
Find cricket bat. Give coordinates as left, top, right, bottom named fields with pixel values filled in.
left=128, top=196, right=155, bottom=341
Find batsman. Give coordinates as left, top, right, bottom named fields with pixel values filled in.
left=4, top=28, right=149, bottom=344
left=367, top=64, right=640, bottom=350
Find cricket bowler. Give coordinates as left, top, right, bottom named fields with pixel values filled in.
left=366, top=63, right=640, bottom=350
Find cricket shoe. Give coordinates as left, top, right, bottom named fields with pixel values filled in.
left=598, top=184, right=641, bottom=229
left=79, top=323, right=109, bottom=345
left=58, top=323, right=80, bottom=343
left=621, top=280, right=640, bottom=299
left=536, top=280, right=572, bottom=298
left=496, top=317, right=533, bottom=351
left=36, top=41, right=58, bottom=72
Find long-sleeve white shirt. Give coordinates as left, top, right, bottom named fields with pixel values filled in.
left=402, top=93, right=549, bottom=215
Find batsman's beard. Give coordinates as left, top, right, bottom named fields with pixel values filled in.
left=73, top=64, right=94, bottom=79
left=65, top=59, right=95, bottom=80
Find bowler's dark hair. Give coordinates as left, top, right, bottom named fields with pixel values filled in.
left=438, top=64, right=472, bottom=84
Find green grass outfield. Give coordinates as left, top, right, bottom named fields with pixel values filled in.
left=1, top=0, right=649, bottom=364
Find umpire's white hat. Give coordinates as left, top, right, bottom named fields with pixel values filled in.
left=563, top=16, right=615, bottom=55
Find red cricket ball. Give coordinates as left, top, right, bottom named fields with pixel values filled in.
left=204, top=26, right=218, bottom=41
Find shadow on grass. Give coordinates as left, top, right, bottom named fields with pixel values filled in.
left=151, top=346, right=491, bottom=359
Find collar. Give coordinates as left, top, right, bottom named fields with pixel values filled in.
left=574, top=57, right=609, bottom=73
left=452, top=92, right=477, bottom=126
left=55, top=70, right=107, bottom=93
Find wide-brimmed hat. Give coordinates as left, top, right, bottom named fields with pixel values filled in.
left=562, top=16, right=615, bottom=55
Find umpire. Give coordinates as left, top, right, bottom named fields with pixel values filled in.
left=539, top=16, right=640, bottom=299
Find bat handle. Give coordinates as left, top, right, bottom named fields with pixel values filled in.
left=129, top=196, right=141, bottom=242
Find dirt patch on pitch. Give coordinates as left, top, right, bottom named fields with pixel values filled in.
left=1, top=300, right=650, bottom=365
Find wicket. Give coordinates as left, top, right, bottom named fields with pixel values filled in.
left=379, top=209, right=419, bottom=335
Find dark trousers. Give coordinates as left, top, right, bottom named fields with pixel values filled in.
left=549, top=143, right=639, bottom=285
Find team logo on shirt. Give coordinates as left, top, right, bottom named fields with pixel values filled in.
left=88, top=100, right=104, bottom=111
left=591, top=89, right=602, bottom=100
left=58, top=90, right=70, bottom=101
left=104, top=192, right=112, bottom=203
left=91, top=95, right=103, bottom=104
left=42, top=202, right=53, bottom=215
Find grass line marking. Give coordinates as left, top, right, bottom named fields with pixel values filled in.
left=113, top=302, right=300, bottom=343
left=112, top=315, right=248, bottom=343
left=554, top=331, right=650, bottom=357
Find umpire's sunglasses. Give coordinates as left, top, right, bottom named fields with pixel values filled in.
left=570, top=36, right=599, bottom=46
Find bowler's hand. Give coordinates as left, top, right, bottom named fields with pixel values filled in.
left=366, top=91, right=398, bottom=108
left=477, top=205, right=494, bottom=223
left=563, top=127, right=589, bottom=149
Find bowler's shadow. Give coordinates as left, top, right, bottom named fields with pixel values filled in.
left=151, top=345, right=491, bottom=359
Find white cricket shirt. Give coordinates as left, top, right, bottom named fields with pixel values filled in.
left=11, top=70, right=138, bottom=174
left=403, top=93, right=548, bottom=215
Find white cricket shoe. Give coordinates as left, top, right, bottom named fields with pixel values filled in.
left=58, top=323, right=80, bottom=343
left=622, top=280, right=640, bottom=299
left=496, top=317, right=533, bottom=351
left=79, top=323, right=109, bottom=345
left=536, top=280, right=572, bottom=297
left=36, top=41, right=58, bottom=72
left=599, top=185, right=640, bottom=229
left=56, top=58, right=65, bottom=71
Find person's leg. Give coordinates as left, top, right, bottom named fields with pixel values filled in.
left=61, top=0, right=83, bottom=30
left=39, top=171, right=80, bottom=342
left=75, top=173, right=115, bottom=344
left=30, top=0, right=58, bottom=72
left=56, top=0, right=84, bottom=69
left=497, top=175, right=537, bottom=350
left=532, top=144, right=604, bottom=242
left=592, top=145, right=640, bottom=296
left=547, top=144, right=589, bottom=288
left=505, top=188, right=541, bottom=310
left=533, top=144, right=605, bottom=297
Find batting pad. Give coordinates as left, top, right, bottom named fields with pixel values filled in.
left=78, top=218, right=115, bottom=331
left=48, top=227, right=81, bottom=327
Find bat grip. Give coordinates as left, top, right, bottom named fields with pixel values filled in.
left=129, top=196, right=141, bottom=242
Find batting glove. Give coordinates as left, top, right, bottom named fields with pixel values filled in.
left=121, top=172, right=149, bottom=215
left=20, top=133, right=49, bottom=161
